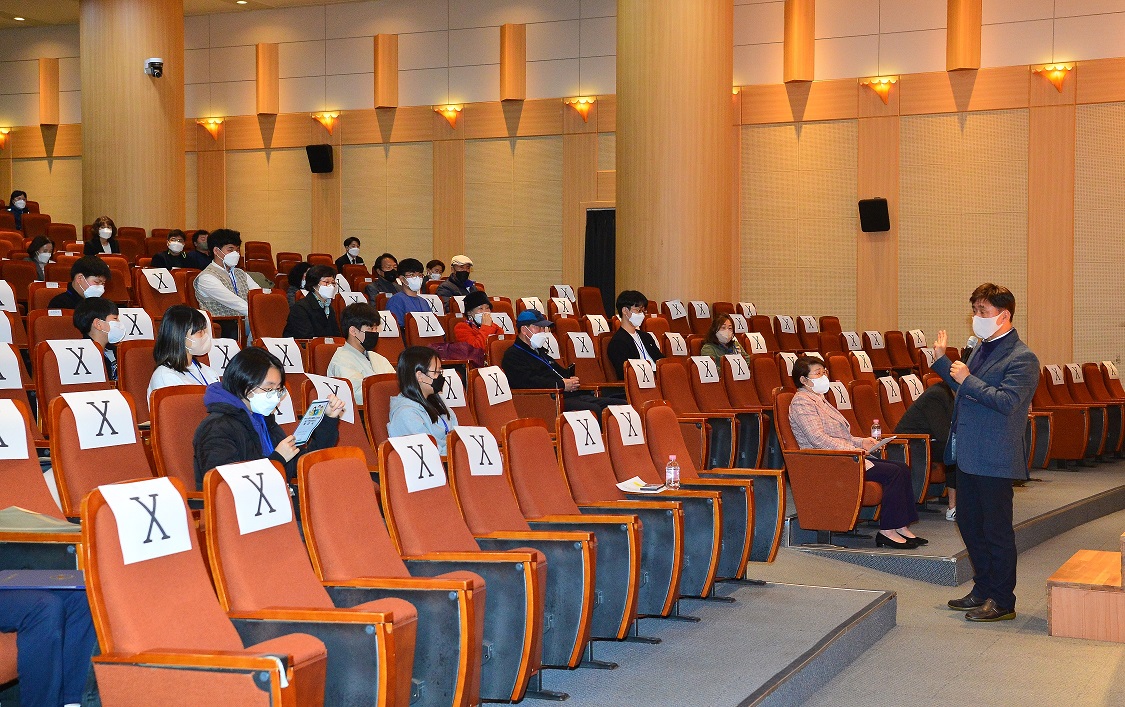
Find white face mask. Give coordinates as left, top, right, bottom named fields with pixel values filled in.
left=248, top=389, right=282, bottom=416
left=628, top=312, right=646, bottom=327
left=347, top=247, right=360, bottom=258
left=98, top=228, right=113, bottom=240
left=473, top=313, right=484, bottom=325
left=716, top=329, right=733, bottom=344
left=809, top=375, right=831, bottom=395
left=972, top=314, right=1003, bottom=340
left=13, top=199, right=25, bottom=209
left=186, top=332, right=212, bottom=357
left=168, top=241, right=185, bottom=254
left=83, top=282, right=105, bottom=298
left=222, top=251, right=241, bottom=268
left=36, top=251, right=51, bottom=263
left=317, top=284, right=337, bottom=301
left=528, top=331, right=550, bottom=350
left=405, top=276, right=423, bottom=292
left=429, top=272, right=442, bottom=280
left=105, top=320, right=126, bottom=344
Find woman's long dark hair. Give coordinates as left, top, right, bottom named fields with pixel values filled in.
left=154, top=305, right=208, bottom=372
left=396, top=346, right=450, bottom=423
left=704, top=312, right=735, bottom=346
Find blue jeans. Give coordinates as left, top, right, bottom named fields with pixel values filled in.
left=0, top=590, right=96, bottom=706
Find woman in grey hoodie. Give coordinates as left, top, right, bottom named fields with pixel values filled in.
left=387, top=346, right=458, bottom=454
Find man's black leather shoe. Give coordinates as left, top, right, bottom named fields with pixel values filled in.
left=947, top=593, right=986, bottom=611
left=965, top=599, right=1016, bottom=621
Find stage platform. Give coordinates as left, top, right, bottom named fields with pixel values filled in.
left=786, top=464, right=1125, bottom=586
left=542, top=582, right=895, bottom=707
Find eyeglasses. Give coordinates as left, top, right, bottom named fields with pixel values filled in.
left=253, top=384, right=286, bottom=395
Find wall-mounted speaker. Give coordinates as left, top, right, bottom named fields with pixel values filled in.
left=306, top=144, right=333, bottom=173
left=858, top=198, right=890, bottom=232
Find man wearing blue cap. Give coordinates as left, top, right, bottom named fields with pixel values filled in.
left=502, top=309, right=617, bottom=413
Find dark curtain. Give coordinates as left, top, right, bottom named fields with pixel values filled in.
left=583, top=208, right=616, bottom=316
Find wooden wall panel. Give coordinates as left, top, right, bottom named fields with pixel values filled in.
left=500, top=24, right=526, bottom=102
left=224, top=114, right=317, bottom=150
left=374, top=34, right=398, bottom=109
left=463, top=99, right=563, bottom=139
left=12, top=156, right=82, bottom=228
left=783, top=0, right=815, bottom=83
left=947, top=0, right=982, bottom=71
left=39, top=58, right=60, bottom=126
left=1076, top=58, right=1125, bottom=105
left=597, top=95, right=616, bottom=133
left=563, top=133, right=597, bottom=286
left=196, top=149, right=226, bottom=231
left=256, top=43, right=279, bottom=116
left=857, top=116, right=899, bottom=330
left=339, top=107, right=434, bottom=145
left=898, top=66, right=1029, bottom=115
left=11, top=125, right=82, bottom=159
left=742, top=80, right=858, bottom=125
left=433, top=139, right=465, bottom=260
left=596, top=170, right=615, bottom=202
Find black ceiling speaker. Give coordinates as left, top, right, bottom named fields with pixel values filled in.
left=858, top=198, right=890, bottom=232
left=306, top=144, right=333, bottom=173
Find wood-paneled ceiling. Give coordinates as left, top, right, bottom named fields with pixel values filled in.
left=0, top=0, right=365, bottom=29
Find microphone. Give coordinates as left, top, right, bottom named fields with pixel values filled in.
left=963, top=335, right=979, bottom=359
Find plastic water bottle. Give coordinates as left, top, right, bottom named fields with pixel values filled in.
left=665, top=455, right=680, bottom=490
left=871, top=419, right=881, bottom=441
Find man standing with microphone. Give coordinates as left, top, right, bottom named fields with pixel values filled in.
left=931, top=283, right=1040, bottom=622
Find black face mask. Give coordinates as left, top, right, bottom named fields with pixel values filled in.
left=383, top=269, right=398, bottom=282
left=428, top=372, right=446, bottom=394
left=360, top=330, right=380, bottom=351
left=452, top=270, right=470, bottom=283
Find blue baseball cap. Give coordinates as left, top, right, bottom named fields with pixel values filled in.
left=515, top=309, right=552, bottom=328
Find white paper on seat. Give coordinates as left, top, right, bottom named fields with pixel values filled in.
left=216, top=459, right=293, bottom=534
left=724, top=354, right=751, bottom=381
left=0, top=281, right=16, bottom=313
left=260, top=338, right=304, bottom=374
left=864, top=331, right=885, bottom=349
left=663, top=300, right=687, bottom=320
left=799, top=316, right=819, bottom=333
left=628, top=359, right=656, bottom=388
left=491, top=312, right=515, bottom=335
left=922, top=347, right=937, bottom=366
left=410, top=311, right=445, bottom=338
left=738, top=302, right=756, bottom=317
left=564, top=410, right=605, bottom=456
left=389, top=433, right=446, bottom=493
left=853, top=351, right=873, bottom=373
left=908, top=329, right=926, bottom=347
left=692, top=356, right=720, bottom=383
left=0, top=399, right=29, bottom=460
left=829, top=382, right=852, bottom=410
left=62, top=390, right=137, bottom=450
left=730, top=314, right=748, bottom=334
left=568, top=332, right=597, bottom=359
left=341, top=291, right=367, bottom=305
left=0, top=344, right=20, bottom=390
left=117, top=308, right=155, bottom=341
left=900, top=374, right=924, bottom=401
left=1065, top=363, right=1084, bottom=383
left=804, top=351, right=824, bottom=361
left=451, top=295, right=465, bottom=313
left=665, top=332, right=688, bottom=356
left=780, top=352, right=798, bottom=375
left=378, top=311, right=400, bottom=337
left=542, top=332, right=562, bottom=360
left=607, top=404, right=645, bottom=446
left=477, top=366, right=513, bottom=404
left=553, top=285, right=576, bottom=302
left=99, top=477, right=192, bottom=565
left=272, top=391, right=296, bottom=425
left=47, top=339, right=107, bottom=385
left=334, top=274, right=351, bottom=293
left=842, top=331, right=863, bottom=351
left=586, top=314, right=610, bottom=335
left=746, top=333, right=768, bottom=355
left=1104, top=361, right=1120, bottom=379
left=440, top=368, right=467, bottom=408
left=690, top=301, right=710, bottom=319
left=0, top=313, right=11, bottom=344
left=1045, top=364, right=1065, bottom=385
left=453, top=426, right=503, bottom=476
left=304, top=373, right=355, bottom=424
left=208, top=338, right=240, bottom=378
left=777, top=315, right=796, bottom=334
left=419, top=294, right=445, bottom=316
left=878, top=376, right=902, bottom=404
left=140, top=268, right=177, bottom=293
left=551, top=297, right=574, bottom=316
left=521, top=297, right=544, bottom=312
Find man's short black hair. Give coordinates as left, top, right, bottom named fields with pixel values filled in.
left=304, top=265, right=337, bottom=292
left=73, top=297, right=119, bottom=337
left=192, top=229, right=209, bottom=245
left=375, top=253, right=397, bottom=271
left=343, top=237, right=361, bottom=248
left=970, top=283, right=1016, bottom=321
left=70, top=255, right=111, bottom=282
left=208, top=228, right=242, bottom=257
left=398, top=258, right=424, bottom=275
left=341, top=303, right=380, bottom=335
left=615, top=290, right=648, bottom=315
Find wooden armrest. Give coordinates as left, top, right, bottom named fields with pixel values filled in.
left=324, top=576, right=475, bottom=592
left=228, top=607, right=395, bottom=624
left=94, top=649, right=290, bottom=672
left=404, top=550, right=538, bottom=564
left=475, top=529, right=592, bottom=543
left=579, top=500, right=680, bottom=511
left=531, top=513, right=639, bottom=526
left=626, top=488, right=717, bottom=500
left=0, top=530, right=81, bottom=543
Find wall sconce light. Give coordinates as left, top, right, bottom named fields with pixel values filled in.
left=860, top=76, right=898, bottom=104
left=563, top=96, right=596, bottom=122
left=0, top=128, right=9, bottom=149
left=732, top=86, right=741, bottom=96
left=196, top=117, right=223, bottom=140
left=1033, top=63, right=1073, bottom=92
left=312, top=111, right=340, bottom=134
left=433, top=104, right=462, bottom=128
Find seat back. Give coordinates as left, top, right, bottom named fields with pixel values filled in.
left=796, top=315, right=820, bottom=350
left=773, top=315, right=802, bottom=351
left=1102, top=362, right=1125, bottom=398
left=884, top=331, right=914, bottom=369
left=818, top=331, right=844, bottom=356
left=362, top=373, right=401, bottom=450
left=1033, top=370, right=1057, bottom=410
left=903, top=329, right=927, bottom=362
left=875, top=376, right=907, bottom=429
left=244, top=241, right=272, bottom=260
left=501, top=419, right=581, bottom=517
left=467, top=366, right=522, bottom=438
left=686, top=301, right=712, bottom=337
left=556, top=412, right=626, bottom=503
left=827, top=353, right=855, bottom=384
left=150, top=385, right=208, bottom=490
left=0, top=398, right=64, bottom=517
left=116, top=340, right=156, bottom=424
left=818, top=316, right=842, bottom=335
left=28, top=308, right=80, bottom=349
left=641, top=401, right=703, bottom=480
left=1044, top=365, right=1077, bottom=405
left=752, top=354, right=783, bottom=406
left=47, top=222, right=77, bottom=242
left=749, top=315, right=780, bottom=352
left=861, top=331, right=893, bottom=370
left=656, top=357, right=702, bottom=415
left=575, top=287, right=607, bottom=318
left=28, top=281, right=66, bottom=310
left=848, top=350, right=878, bottom=385
left=721, top=354, right=762, bottom=408
left=247, top=289, right=289, bottom=340
left=845, top=381, right=880, bottom=437
left=1, top=260, right=36, bottom=305
left=602, top=406, right=663, bottom=484
left=172, top=269, right=201, bottom=308
left=447, top=428, right=533, bottom=534
left=22, top=213, right=51, bottom=239
left=688, top=356, right=733, bottom=411
left=623, top=358, right=662, bottom=413
left=301, top=377, right=377, bottom=469
left=565, top=331, right=607, bottom=384
left=143, top=236, right=166, bottom=257
left=1064, top=363, right=1096, bottom=404
left=305, top=336, right=343, bottom=376
left=34, top=339, right=113, bottom=429
left=1084, top=362, right=1117, bottom=402
left=659, top=300, right=692, bottom=336
left=772, top=390, right=803, bottom=452
left=2, top=311, right=29, bottom=353
left=403, top=310, right=447, bottom=348
left=276, top=252, right=303, bottom=275
left=775, top=352, right=799, bottom=392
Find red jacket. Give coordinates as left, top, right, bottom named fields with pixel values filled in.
left=454, top=319, right=502, bottom=350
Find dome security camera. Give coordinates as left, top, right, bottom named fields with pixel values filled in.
left=144, top=58, right=164, bottom=78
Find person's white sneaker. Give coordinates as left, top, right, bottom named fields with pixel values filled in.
left=945, top=506, right=957, bottom=521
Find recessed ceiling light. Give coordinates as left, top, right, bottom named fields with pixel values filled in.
left=235, top=1, right=247, bottom=4
left=13, top=17, right=24, bottom=21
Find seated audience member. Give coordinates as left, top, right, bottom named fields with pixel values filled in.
left=193, top=346, right=343, bottom=487
left=193, top=228, right=259, bottom=338
left=6, top=189, right=29, bottom=229
left=606, top=290, right=664, bottom=379
left=385, top=258, right=432, bottom=326
left=0, top=590, right=96, bottom=707
left=184, top=229, right=211, bottom=270
left=286, top=261, right=312, bottom=307
left=74, top=296, right=123, bottom=381
left=151, top=229, right=191, bottom=270
left=454, top=290, right=501, bottom=351
left=700, top=313, right=752, bottom=367
left=26, top=235, right=54, bottom=281
left=147, top=304, right=220, bottom=398
left=435, top=254, right=477, bottom=303
left=425, top=259, right=445, bottom=283
left=335, top=236, right=364, bottom=272
left=502, top=309, right=614, bottom=413
left=894, top=381, right=958, bottom=520
left=364, top=252, right=402, bottom=299
left=83, top=215, right=120, bottom=256
left=283, top=265, right=342, bottom=339
left=387, top=346, right=458, bottom=455
left=49, top=256, right=112, bottom=309
left=787, top=355, right=923, bottom=549
left=327, top=303, right=395, bottom=404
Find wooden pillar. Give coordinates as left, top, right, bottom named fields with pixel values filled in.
left=857, top=81, right=901, bottom=331
left=617, top=0, right=734, bottom=302
left=500, top=24, right=526, bottom=102
left=784, top=0, right=815, bottom=83
left=562, top=101, right=599, bottom=286
left=947, top=0, right=982, bottom=71
left=374, top=35, right=398, bottom=109
left=81, top=0, right=184, bottom=229
left=195, top=123, right=225, bottom=231
left=39, top=58, right=60, bottom=126
left=256, top=43, right=279, bottom=115
left=433, top=139, right=465, bottom=259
